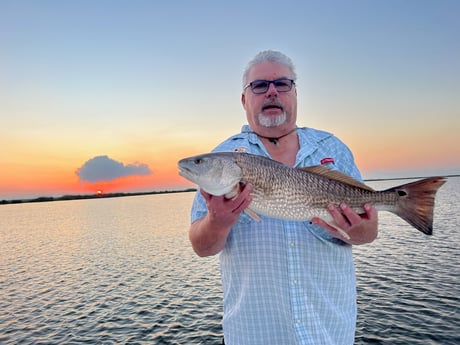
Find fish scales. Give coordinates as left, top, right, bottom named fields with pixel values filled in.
left=233, top=153, right=395, bottom=220
left=178, top=152, right=447, bottom=235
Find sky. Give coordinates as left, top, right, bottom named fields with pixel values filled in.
left=1, top=0, right=459, bottom=199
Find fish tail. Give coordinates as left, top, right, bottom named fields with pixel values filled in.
left=386, top=177, right=447, bottom=235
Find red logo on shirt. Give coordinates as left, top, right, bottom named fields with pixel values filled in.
left=320, top=157, right=335, bottom=165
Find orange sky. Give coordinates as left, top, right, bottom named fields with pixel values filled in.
left=1, top=127, right=459, bottom=200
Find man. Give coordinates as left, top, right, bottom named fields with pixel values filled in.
left=188, top=50, right=378, bottom=344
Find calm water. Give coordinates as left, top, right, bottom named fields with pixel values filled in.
left=1, top=177, right=459, bottom=344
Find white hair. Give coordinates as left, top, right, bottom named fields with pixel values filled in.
left=242, top=50, right=297, bottom=88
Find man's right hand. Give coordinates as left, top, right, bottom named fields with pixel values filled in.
left=189, top=183, right=253, bottom=257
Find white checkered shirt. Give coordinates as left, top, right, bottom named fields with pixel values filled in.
left=191, top=125, right=362, bottom=345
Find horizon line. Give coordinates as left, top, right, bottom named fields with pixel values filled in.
left=2, top=174, right=459, bottom=206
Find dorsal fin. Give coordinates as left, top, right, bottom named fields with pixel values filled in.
left=299, top=165, right=375, bottom=192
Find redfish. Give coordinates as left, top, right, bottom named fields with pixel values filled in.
left=178, top=152, right=446, bottom=235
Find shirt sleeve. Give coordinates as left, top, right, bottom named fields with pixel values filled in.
left=190, top=189, right=207, bottom=224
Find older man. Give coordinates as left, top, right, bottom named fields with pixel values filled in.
left=188, top=50, right=378, bottom=345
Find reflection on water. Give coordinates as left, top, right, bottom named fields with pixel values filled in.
left=1, top=194, right=223, bottom=344
left=353, top=177, right=460, bottom=345
left=1, top=178, right=459, bottom=344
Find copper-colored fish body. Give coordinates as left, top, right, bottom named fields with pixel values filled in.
left=178, top=152, right=447, bottom=235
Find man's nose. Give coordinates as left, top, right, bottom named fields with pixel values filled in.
left=265, top=82, right=279, bottom=96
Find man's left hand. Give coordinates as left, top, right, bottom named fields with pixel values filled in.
left=312, top=203, right=378, bottom=245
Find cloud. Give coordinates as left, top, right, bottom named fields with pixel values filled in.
left=76, top=155, right=152, bottom=183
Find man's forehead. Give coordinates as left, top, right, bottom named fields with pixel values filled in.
left=247, top=62, right=292, bottom=80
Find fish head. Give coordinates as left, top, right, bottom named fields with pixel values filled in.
left=178, top=153, right=243, bottom=196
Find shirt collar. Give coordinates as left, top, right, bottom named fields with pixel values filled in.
left=231, top=124, right=333, bottom=167
left=237, top=124, right=333, bottom=166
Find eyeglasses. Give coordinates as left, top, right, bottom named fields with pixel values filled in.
left=244, top=78, right=295, bottom=94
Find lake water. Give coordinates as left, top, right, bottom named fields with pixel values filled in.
left=1, top=177, right=459, bottom=344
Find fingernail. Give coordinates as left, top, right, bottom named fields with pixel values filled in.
left=340, top=203, right=347, bottom=210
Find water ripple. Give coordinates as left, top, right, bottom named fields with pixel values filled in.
left=1, top=181, right=459, bottom=344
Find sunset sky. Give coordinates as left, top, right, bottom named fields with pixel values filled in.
left=1, top=0, right=459, bottom=199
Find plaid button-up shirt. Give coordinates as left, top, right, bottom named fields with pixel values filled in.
left=191, top=125, right=363, bottom=345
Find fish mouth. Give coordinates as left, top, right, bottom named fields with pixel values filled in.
left=178, top=166, right=195, bottom=181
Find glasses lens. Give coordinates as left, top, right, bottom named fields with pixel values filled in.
left=273, top=79, right=293, bottom=92
left=249, top=79, right=293, bottom=94
left=251, top=80, right=270, bottom=94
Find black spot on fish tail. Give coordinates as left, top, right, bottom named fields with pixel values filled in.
left=397, top=190, right=407, bottom=197
left=385, top=176, right=447, bottom=235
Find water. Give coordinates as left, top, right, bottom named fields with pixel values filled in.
left=1, top=177, right=459, bottom=344
left=354, top=177, right=460, bottom=344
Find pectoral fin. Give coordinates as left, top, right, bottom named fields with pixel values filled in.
left=324, top=220, right=351, bottom=240
left=245, top=208, right=261, bottom=222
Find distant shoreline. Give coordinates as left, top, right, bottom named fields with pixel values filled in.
left=2, top=174, right=459, bottom=206
left=0, top=189, right=197, bottom=206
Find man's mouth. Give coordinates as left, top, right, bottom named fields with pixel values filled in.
left=262, top=104, right=283, bottom=111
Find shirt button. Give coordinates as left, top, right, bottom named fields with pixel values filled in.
left=293, top=279, right=298, bottom=285
left=290, top=241, right=295, bottom=247
left=296, top=319, right=301, bottom=324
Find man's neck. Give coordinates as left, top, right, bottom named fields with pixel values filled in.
left=262, top=132, right=299, bottom=166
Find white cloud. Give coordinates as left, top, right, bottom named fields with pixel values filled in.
left=76, top=155, right=152, bottom=183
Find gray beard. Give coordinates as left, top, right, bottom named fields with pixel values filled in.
left=258, top=112, right=287, bottom=127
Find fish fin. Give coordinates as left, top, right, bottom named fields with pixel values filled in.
left=300, top=166, right=375, bottom=192
left=324, top=221, right=351, bottom=240
left=388, top=176, right=447, bottom=235
left=245, top=208, right=261, bottom=222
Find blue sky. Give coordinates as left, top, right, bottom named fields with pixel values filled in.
left=1, top=0, right=459, bottom=198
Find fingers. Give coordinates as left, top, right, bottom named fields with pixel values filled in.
left=200, top=189, right=212, bottom=202
left=232, top=195, right=253, bottom=214
left=327, top=203, right=363, bottom=229
left=363, top=203, right=377, bottom=220
left=229, top=183, right=253, bottom=214
left=311, top=216, right=351, bottom=242
left=312, top=203, right=378, bottom=245
left=201, top=183, right=253, bottom=219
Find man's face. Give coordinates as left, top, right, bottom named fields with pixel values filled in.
left=241, top=61, right=297, bottom=132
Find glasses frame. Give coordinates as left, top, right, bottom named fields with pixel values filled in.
left=244, top=78, right=296, bottom=94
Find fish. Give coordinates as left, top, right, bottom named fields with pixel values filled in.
left=178, top=152, right=447, bottom=235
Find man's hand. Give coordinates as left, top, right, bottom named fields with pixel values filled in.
left=200, top=183, right=253, bottom=228
left=312, top=203, right=378, bottom=245
left=189, top=183, right=253, bottom=257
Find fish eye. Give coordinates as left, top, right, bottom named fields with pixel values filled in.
left=194, top=158, right=203, bottom=165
